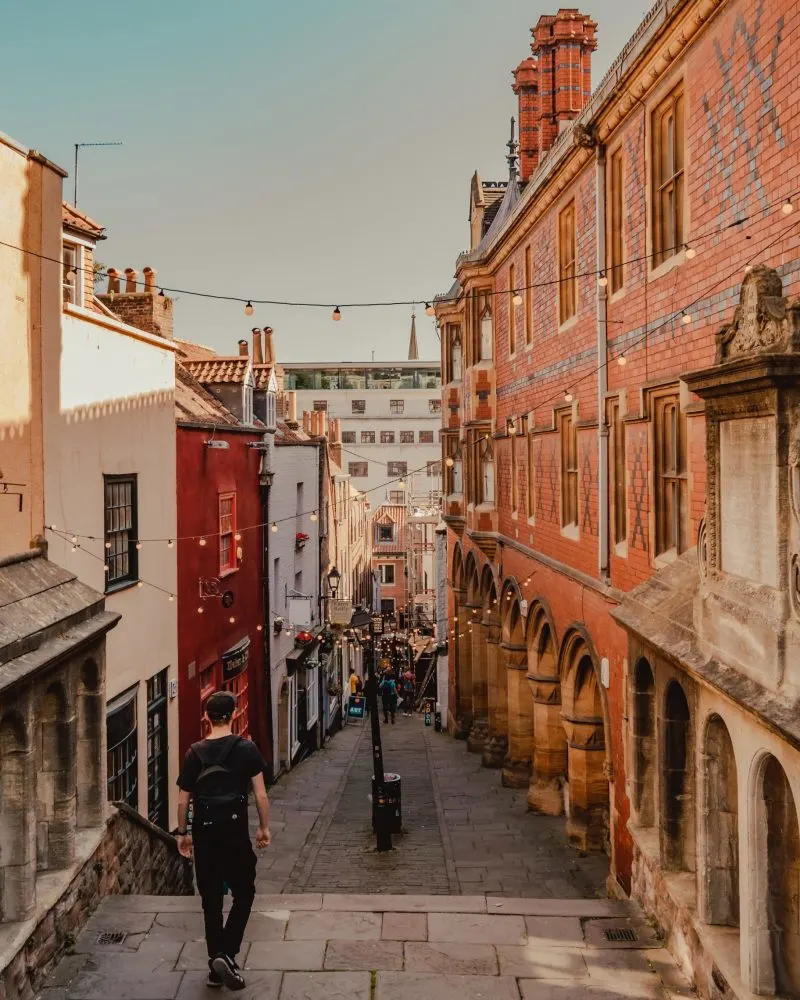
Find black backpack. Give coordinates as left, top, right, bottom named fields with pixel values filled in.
left=191, top=736, right=247, bottom=826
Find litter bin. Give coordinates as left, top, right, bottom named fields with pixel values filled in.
left=372, top=772, right=402, bottom=834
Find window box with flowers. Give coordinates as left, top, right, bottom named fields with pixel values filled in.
left=295, top=532, right=310, bottom=551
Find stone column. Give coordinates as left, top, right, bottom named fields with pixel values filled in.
left=453, top=590, right=472, bottom=739
left=0, top=709, right=37, bottom=922
left=502, top=642, right=533, bottom=787
left=76, top=670, right=107, bottom=828
left=527, top=674, right=568, bottom=814
left=481, top=618, right=507, bottom=768
left=467, top=602, right=489, bottom=752
left=38, top=698, right=77, bottom=871
left=562, top=713, right=607, bottom=851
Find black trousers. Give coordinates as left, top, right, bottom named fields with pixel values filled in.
left=193, top=823, right=257, bottom=959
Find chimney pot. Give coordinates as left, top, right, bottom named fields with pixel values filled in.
left=124, top=267, right=138, bottom=293
left=263, top=327, right=276, bottom=365
left=303, top=411, right=311, bottom=434
left=143, top=266, right=157, bottom=295
left=107, top=267, right=120, bottom=295
left=287, top=391, right=297, bottom=423
left=252, top=327, right=264, bottom=365
left=238, top=339, right=248, bottom=356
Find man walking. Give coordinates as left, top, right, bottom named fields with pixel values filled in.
left=380, top=670, right=398, bottom=724
left=176, top=691, right=270, bottom=991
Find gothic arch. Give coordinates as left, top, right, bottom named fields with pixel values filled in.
left=451, top=542, right=464, bottom=591
left=481, top=577, right=506, bottom=768
left=632, top=658, right=656, bottom=827
left=559, top=627, right=610, bottom=853
left=500, top=593, right=533, bottom=787
left=749, top=752, right=800, bottom=997
left=464, top=552, right=488, bottom=752
left=37, top=680, right=76, bottom=871
left=526, top=601, right=565, bottom=814
left=662, top=680, right=694, bottom=872
left=701, top=713, right=739, bottom=929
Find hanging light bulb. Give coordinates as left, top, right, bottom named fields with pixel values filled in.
left=198, top=606, right=204, bottom=614
left=445, top=457, right=454, bottom=467
left=66, top=269, right=76, bottom=283
left=169, top=594, right=175, bottom=602
left=310, top=511, right=318, bottom=522
left=245, top=301, right=254, bottom=316
left=229, top=616, right=236, bottom=624
left=105, top=540, right=112, bottom=549
left=71, top=535, right=78, bottom=544
left=137, top=581, right=144, bottom=588
left=512, top=290, right=523, bottom=306
left=256, top=623, right=263, bottom=631
left=199, top=537, right=207, bottom=546
left=783, top=198, right=794, bottom=216
left=597, top=272, right=608, bottom=287
left=71, top=544, right=78, bottom=552
left=507, top=418, right=517, bottom=435
left=234, top=532, right=242, bottom=541
left=159, top=288, right=165, bottom=297
left=681, top=312, right=692, bottom=326
left=398, top=477, right=406, bottom=487
left=285, top=628, right=292, bottom=636
left=167, top=539, right=174, bottom=548
left=565, top=390, right=573, bottom=403
left=271, top=522, right=278, bottom=533
left=617, top=354, right=627, bottom=367
left=425, top=302, right=435, bottom=316
left=332, top=306, right=342, bottom=321
left=135, top=541, right=142, bottom=550
left=685, top=245, right=696, bottom=260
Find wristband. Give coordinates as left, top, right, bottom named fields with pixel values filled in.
left=177, top=829, right=188, bottom=836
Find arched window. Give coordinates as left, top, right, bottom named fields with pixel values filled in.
left=703, top=715, right=738, bottom=928
left=451, top=444, right=463, bottom=495
left=479, top=437, right=494, bottom=504
left=663, top=680, right=694, bottom=871
left=633, top=659, right=656, bottom=827
left=451, top=330, right=463, bottom=382
left=479, top=292, right=493, bottom=361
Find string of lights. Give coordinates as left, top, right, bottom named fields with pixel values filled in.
left=4, top=188, right=796, bottom=319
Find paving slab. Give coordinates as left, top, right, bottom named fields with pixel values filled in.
left=376, top=972, right=520, bottom=1000
left=66, top=969, right=184, bottom=1000
left=324, top=939, right=403, bottom=970
left=381, top=912, right=427, bottom=940
left=497, top=944, right=587, bottom=979
left=246, top=940, right=326, bottom=971
left=518, top=981, right=661, bottom=999
left=175, top=970, right=281, bottom=1000
left=485, top=898, right=636, bottom=917
left=427, top=912, right=527, bottom=945
left=279, top=971, right=372, bottom=1000
left=285, top=910, right=382, bottom=941
left=404, top=942, right=498, bottom=975
left=322, top=893, right=486, bottom=912
left=98, top=896, right=202, bottom=913
left=524, top=915, right=584, bottom=946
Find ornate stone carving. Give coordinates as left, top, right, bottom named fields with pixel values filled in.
left=715, top=266, right=800, bottom=363
left=697, top=515, right=709, bottom=580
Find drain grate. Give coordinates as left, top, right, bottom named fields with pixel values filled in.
left=604, top=927, right=638, bottom=943
left=96, top=931, right=127, bottom=946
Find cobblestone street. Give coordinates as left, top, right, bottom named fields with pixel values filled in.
left=37, top=720, right=692, bottom=999
left=259, top=713, right=608, bottom=896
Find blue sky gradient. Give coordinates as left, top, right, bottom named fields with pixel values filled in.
left=1, top=0, right=652, bottom=361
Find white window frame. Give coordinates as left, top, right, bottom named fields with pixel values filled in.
left=289, top=674, right=299, bottom=757
left=306, top=665, right=319, bottom=728
left=63, top=241, right=83, bottom=307
left=379, top=563, right=395, bottom=584
left=242, top=369, right=255, bottom=426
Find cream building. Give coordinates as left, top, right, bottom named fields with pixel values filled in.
left=44, top=227, right=179, bottom=831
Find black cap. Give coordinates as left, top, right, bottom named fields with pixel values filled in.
left=206, top=690, right=237, bottom=723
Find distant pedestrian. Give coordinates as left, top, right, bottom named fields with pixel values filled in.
left=176, top=692, right=271, bottom=991
left=380, top=672, right=398, bottom=724
left=401, top=669, right=415, bottom=716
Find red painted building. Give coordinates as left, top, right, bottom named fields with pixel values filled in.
left=175, top=361, right=270, bottom=765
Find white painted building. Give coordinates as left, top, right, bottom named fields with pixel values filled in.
left=282, top=361, right=443, bottom=501
left=44, top=209, right=179, bottom=830
left=266, top=417, right=323, bottom=773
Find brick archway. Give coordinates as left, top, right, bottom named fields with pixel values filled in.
left=559, top=629, right=610, bottom=852
left=464, top=554, right=487, bottom=752
left=526, top=601, right=565, bottom=815
left=501, top=589, right=533, bottom=788
left=480, top=575, right=505, bottom=769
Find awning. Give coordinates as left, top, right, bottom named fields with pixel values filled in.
left=285, top=639, right=320, bottom=676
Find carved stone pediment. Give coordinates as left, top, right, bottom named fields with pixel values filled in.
left=715, top=266, right=800, bottom=363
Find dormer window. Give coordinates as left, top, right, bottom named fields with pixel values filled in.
left=63, top=242, right=82, bottom=306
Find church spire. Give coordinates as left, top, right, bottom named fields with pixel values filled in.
left=408, top=309, right=419, bottom=360
left=506, top=116, right=519, bottom=180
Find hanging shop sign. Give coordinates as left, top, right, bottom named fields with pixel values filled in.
left=222, top=636, right=250, bottom=681
left=329, top=599, right=354, bottom=626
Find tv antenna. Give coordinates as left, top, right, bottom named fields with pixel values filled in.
left=73, top=142, right=123, bottom=206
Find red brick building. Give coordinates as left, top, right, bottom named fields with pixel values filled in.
left=436, top=0, right=800, bottom=993
left=174, top=357, right=270, bottom=765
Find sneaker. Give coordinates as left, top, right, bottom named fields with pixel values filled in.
left=206, top=967, right=223, bottom=988
left=211, top=953, right=246, bottom=991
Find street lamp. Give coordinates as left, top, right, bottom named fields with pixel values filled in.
left=327, top=566, right=341, bottom=597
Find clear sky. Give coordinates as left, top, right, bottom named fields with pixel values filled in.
left=1, top=0, right=652, bottom=362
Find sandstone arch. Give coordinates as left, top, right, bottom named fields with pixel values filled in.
left=526, top=601, right=565, bottom=815
left=37, top=681, right=76, bottom=871
left=480, top=576, right=505, bottom=768
left=662, top=680, right=694, bottom=872
left=500, top=591, right=533, bottom=788
left=77, top=658, right=105, bottom=828
left=702, top=713, right=738, bottom=928
left=632, top=658, right=656, bottom=827
left=464, top=553, right=487, bottom=752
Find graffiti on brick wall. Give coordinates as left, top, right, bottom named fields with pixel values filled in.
left=581, top=439, right=594, bottom=535
left=630, top=431, right=648, bottom=551
left=701, top=0, right=785, bottom=219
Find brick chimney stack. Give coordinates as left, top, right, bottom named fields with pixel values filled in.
left=531, top=9, right=597, bottom=158
left=513, top=57, right=540, bottom=183
left=238, top=339, right=248, bottom=357
left=263, top=327, right=276, bottom=365
left=98, top=264, right=174, bottom=339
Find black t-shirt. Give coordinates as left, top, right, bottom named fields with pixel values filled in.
left=177, top=734, right=267, bottom=796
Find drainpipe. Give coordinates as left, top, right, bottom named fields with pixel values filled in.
left=596, top=142, right=610, bottom=583
left=260, top=470, right=275, bottom=781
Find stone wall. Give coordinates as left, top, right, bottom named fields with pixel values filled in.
left=0, top=804, right=192, bottom=1000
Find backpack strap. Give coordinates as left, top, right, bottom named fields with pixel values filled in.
left=191, top=735, right=243, bottom=768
